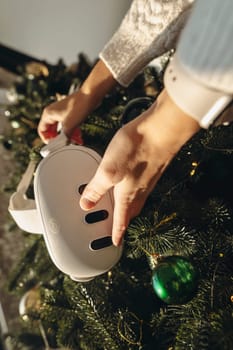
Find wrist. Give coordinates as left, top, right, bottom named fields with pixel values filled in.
left=60, top=91, right=86, bottom=137
left=137, top=89, right=200, bottom=161
left=63, top=59, right=117, bottom=136
left=79, top=59, right=117, bottom=103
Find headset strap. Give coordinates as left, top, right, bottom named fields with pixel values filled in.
left=8, top=131, right=69, bottom=234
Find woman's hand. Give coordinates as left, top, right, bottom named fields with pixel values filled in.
left=38, top=59, right=117, bottom=143
left=80, top=89, right=200, bottom=246
left=38, top=92, right=84, bottom=143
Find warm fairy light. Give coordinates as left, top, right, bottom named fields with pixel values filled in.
left=190, top=169, right=196, bottom=176
left=190, top=161, right=198, bottom=176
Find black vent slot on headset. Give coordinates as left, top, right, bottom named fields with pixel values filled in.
left=85, top=210, right=109, bottom=223
left=78, top=184, right=87, bottom=194
left=90, top=236, right=113, bottom=250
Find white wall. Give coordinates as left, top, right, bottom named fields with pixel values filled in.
left=0, top=0, right=132, bottom=64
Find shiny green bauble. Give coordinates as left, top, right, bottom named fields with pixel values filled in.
left=152, top=256, right=198, bottom=304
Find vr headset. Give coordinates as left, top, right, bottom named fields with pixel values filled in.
left=9, top=132, right=122, bottom=282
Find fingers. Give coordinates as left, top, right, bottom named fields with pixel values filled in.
left=111, top=182, right=148, bottom=246
left=79, top=161, right=132, bottom=246
left=80, top=167, right=147, bottom=247
left=38, top=100, right=68, bottom=143
left=79, top=167, right=115, bottom=210
left=80, top=175, right=132, bottom=247
left=111, top=187, right=130, bottom=246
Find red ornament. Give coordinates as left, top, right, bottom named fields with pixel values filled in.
left=70, top=127, right=83, bottom=145
left=42, top=124, right=58, bottom=141
left=42, top=125, right=83, bottom=145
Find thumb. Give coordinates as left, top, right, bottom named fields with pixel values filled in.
left=79, top=167, right=114, bottom=210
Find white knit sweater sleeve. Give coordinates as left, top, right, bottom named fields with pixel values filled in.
left=99, top=0, right=193, bottom=87
left=177, top=0, right=233, bottom=94
left=164, top=0, right=233, bottom=128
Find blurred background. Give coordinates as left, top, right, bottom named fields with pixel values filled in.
left=0, top=0, right=132, bottom=64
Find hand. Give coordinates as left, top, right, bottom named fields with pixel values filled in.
left=80, top=89, right=200, bottom=246
left=38, top=92, right=82, bottom=143
left=38, top=59, right=117, bottom=143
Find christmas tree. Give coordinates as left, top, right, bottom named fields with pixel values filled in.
left=1, top=53, right=233, bottom=350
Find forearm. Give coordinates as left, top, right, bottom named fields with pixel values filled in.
left=79, top=59, right=117, bottom=104
left=62, top=59, right=117, bottom=135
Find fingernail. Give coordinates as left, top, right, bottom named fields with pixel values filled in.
left=113, top=239, right=120, bottom=247
left=80, top=197, right=96, bottom=210
left=112, top=229, right=125, bottom=247
left=113, top=237, right=122, bottom=247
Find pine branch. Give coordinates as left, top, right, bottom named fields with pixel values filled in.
left=126, top=215, right=197, bottom=259
left=63, top=278, right=123, bottom=350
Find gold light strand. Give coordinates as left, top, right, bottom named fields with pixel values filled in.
left=156, top=212, right=177, bottom=229
left=118, top=311, right=143, bottom=346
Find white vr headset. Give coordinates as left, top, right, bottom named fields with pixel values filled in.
left=9, top=132, right=122, bottom=282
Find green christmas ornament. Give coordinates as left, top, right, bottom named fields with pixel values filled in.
left=152, top=256, right=198, bottom=304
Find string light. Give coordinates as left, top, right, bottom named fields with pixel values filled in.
left=190, top=161, right=198, bottom=176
